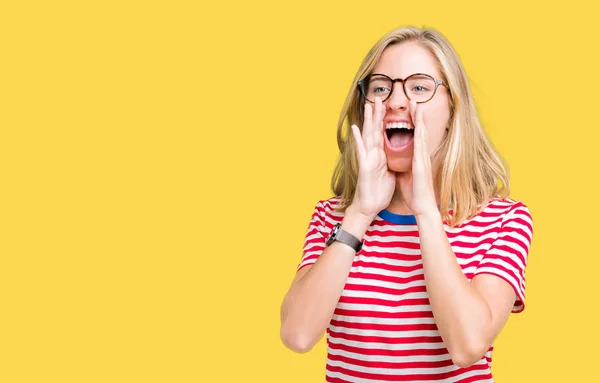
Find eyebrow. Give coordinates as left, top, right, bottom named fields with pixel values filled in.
left=371, top=73, right=436, bottom=79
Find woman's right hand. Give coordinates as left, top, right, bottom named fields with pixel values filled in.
left=350, top=97, right=396, bottom=220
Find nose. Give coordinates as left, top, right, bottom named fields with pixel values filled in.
left=386, top=84, right=409, bottom=111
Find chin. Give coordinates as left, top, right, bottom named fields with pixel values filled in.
left=386, top=157, right=412, bottom=173
left=385, top=148, right=413, bottom=173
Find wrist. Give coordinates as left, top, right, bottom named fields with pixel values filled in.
left=342, top=204, right=375, bottom=239
left=415, top=209, right=442, bottom=223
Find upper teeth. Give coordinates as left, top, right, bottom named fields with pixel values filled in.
left=386, top=122, right=414, bottom=130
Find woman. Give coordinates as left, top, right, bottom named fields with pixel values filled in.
left=280, top=26, right=533, bottom=382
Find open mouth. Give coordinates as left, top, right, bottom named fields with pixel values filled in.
left=385, top=122, right=415, bottom=150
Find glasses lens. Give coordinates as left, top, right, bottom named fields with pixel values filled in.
left=405, top=75, right=436, bottom=103
left=364, top=76, right=392, bottom=102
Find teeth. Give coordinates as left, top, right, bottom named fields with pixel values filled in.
left=386, top=122, right=414, bottom=130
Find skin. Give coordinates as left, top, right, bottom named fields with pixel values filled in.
left=280, top=40, right=518, bottom=368
left=350, top=41, right=518, bottom=367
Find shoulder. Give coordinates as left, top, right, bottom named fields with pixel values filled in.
left=482, top=196, right=532, bottom=222
left=307, top=196, right=345, bottom=230
left=448, top=196, right=532, bottom=230
left=476, top=196, right=533, bottom=234
left=312, top=196, right=345, bottom=217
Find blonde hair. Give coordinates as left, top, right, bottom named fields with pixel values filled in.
left=331, top=26, right=510, bottom=227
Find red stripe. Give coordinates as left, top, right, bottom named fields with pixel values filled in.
left=328, top=352, right=455, bottom=369
left=451, top=237, right=494, bottom=249
left=454, top=372, right=494, bottom=382
left=445, top=225, right=501, bottom=239
left=344, top=283, right=427, bottom=296
left=333, top=309, right=434, bottom=319
left=370, top=222, right=418, bottom=231
left=495, top=233, right=530, bottom=258
left=450, top=259, right=480, bottom=271
left=452, top=219, right=502, bottom=228
left=348, top=271, right=425, bottom=284
left=510, top=216, right=533, bottom=238
left=328, top=330, right=443, bottom=345
left=328, top=341, right=449, bottom=357
left=367, top=239, right=421, bottom=249
left=326, top=377, right=353, bottom=383
left=477, top=257, right=522, bottom=282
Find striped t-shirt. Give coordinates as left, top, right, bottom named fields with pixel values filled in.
left=297, top=196, right=533, bottom=383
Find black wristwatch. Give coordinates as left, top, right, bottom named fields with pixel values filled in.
left=325, top=223, right=364, bottom=253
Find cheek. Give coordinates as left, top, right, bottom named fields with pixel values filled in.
left=423, top=111, right=450, bottom=144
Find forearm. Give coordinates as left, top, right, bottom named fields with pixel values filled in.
left=280, top=207, right=372, bottom=353
left=416, top=211, right=492, bottom=367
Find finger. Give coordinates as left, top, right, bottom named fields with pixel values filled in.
left=410, top=101, right=422, bottom=154
left=409, top=100, right=418, bottom=130
left=411, top=101, right=430, bottom=174
left=351, top=124, right=367, bottom=162
left=416, top=102, right=427, bottom=148
left=372, top=97, right=385, bottom=147
left=363, top=101, right=374, bottom=149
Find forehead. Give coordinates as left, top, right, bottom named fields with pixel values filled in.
left=372, top=41, right=442, bottom=79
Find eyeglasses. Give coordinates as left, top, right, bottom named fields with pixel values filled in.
left=357, top=73, right=448, bottom=104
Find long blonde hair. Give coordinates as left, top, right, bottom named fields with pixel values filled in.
left=331, top=26, right=510, bottom=227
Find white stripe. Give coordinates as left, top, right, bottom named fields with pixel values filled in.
left=352, top=265, right=424, bottom=278
left=451, top=242, right=492, bottom=256
left=340, top=289, right=428, bottom=304
left=364, top=233, right=421, bottom=243
left=327, top=337, right=446, bottom=351
left=358, top=255, right=423, bottom=267
left=363, top=245, right=422, bottom=255
left=326, top=369, right=485, bottom=383
left=327, top=357, right=461, bottom=375
left=451, top=230, right=498, bottom=244
left=302, top=250, right=322, bottom=258
left=302, top=241, right=324, bottom=253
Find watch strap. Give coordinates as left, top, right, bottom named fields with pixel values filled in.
left=327, top=223, right=363, bottom=253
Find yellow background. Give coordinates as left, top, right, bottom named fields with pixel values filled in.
left=1, top=0, right=598, bottom=382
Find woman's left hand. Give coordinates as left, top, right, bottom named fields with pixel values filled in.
left=397, top=100, right=439, bottom=217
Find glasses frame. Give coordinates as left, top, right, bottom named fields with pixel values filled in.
left=357, top=73, right=448, bottom=104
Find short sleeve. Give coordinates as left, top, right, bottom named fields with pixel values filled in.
left=473, top=203, right=533, bottom=313
left=296, top=201, right=329, bottom=272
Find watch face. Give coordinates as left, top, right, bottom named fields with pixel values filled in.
left=326, top=223, right=339, bottom=246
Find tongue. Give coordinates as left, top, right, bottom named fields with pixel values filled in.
left=389, top=130, right=413, bottom=148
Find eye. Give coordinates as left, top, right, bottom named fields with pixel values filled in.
left=411, top=84, right=430, bottom=92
